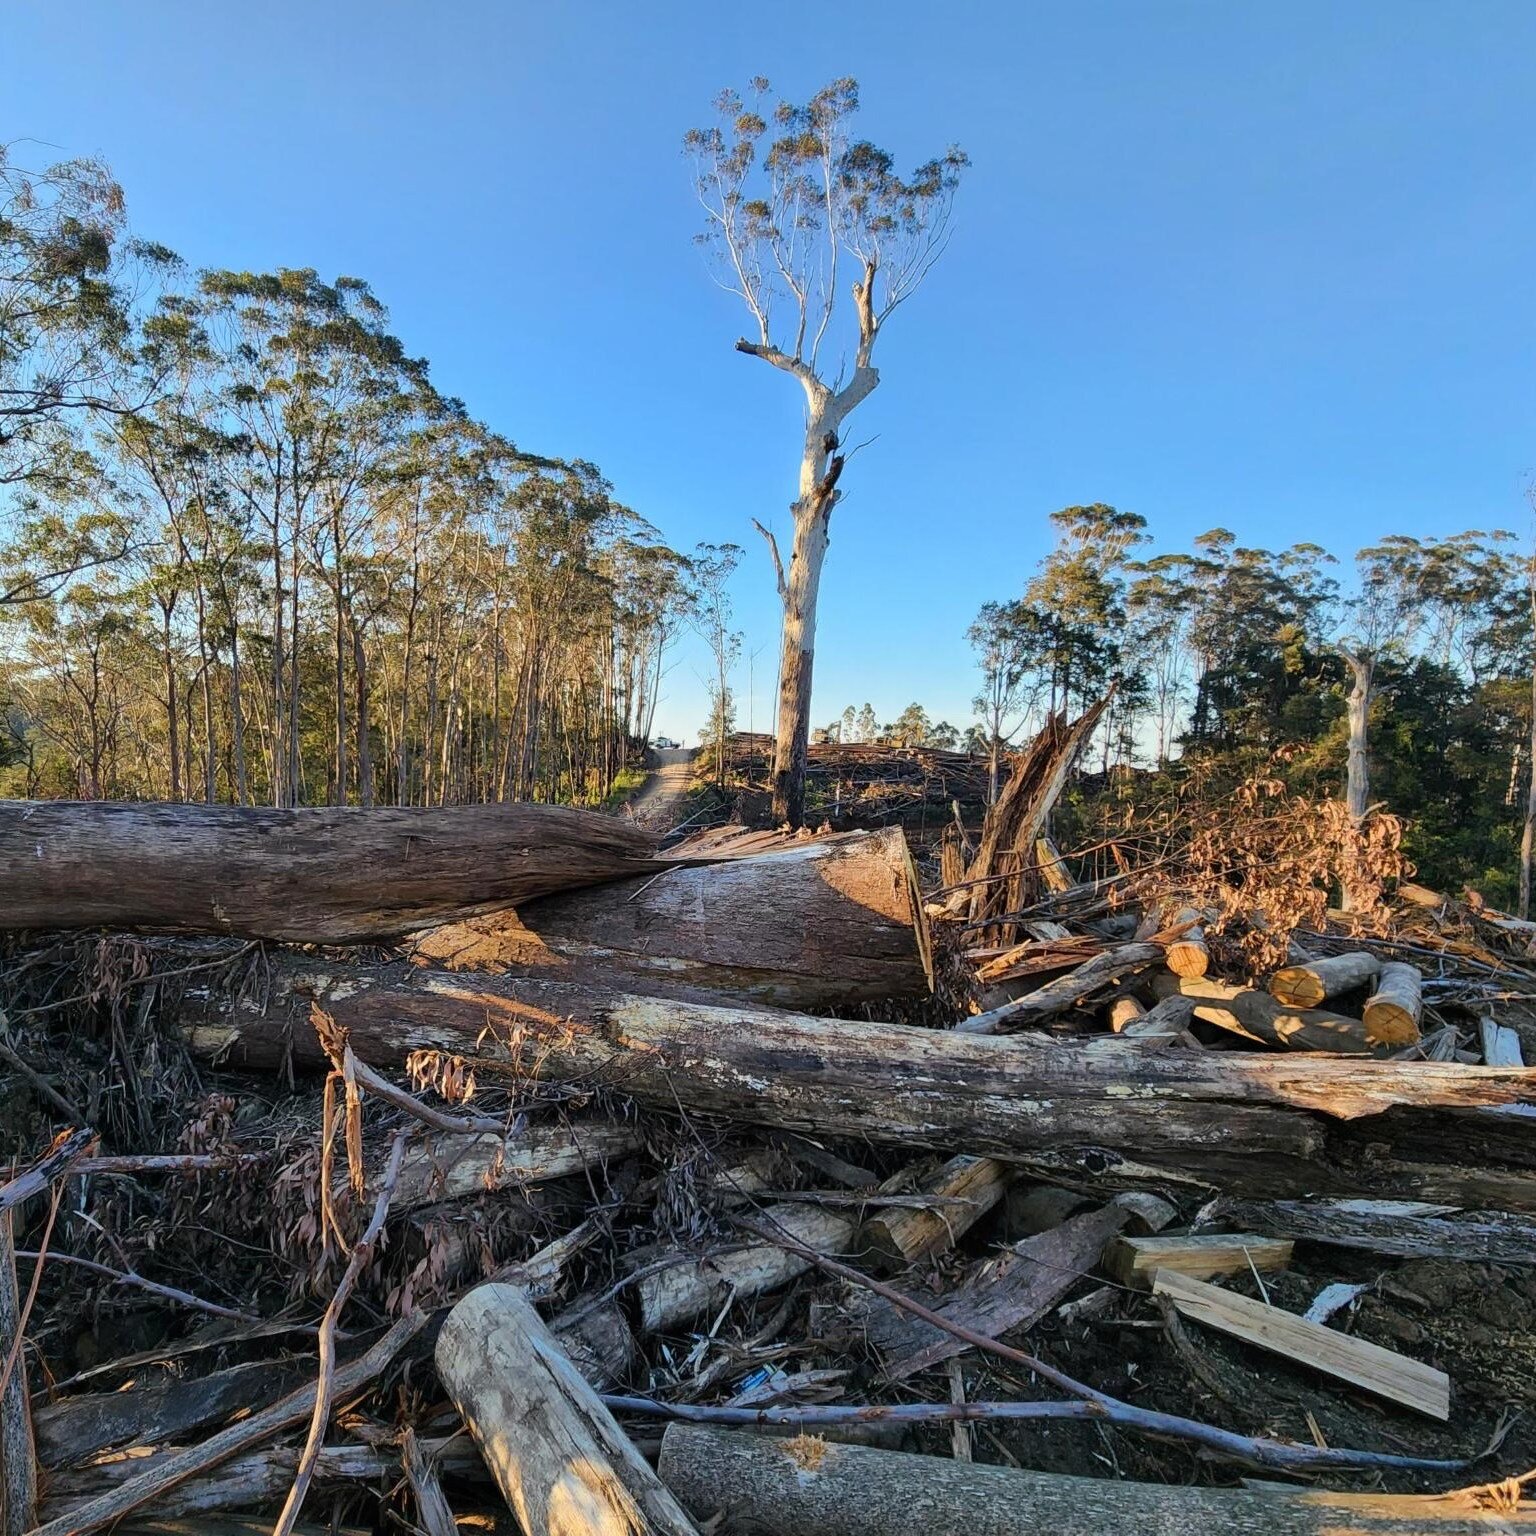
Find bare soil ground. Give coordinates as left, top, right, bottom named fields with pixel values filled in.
left=628, top=746, right=698, bottom=831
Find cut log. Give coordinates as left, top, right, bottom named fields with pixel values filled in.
left=34, top=1359, right=305, bottom=1469
left=410, top=826, right=932, bottom=1007
left=1152, top=1270, right=1450, bottom=1418
left=0, top=801, right=661, bottom=942
left=1104, top=1233, right=1292, bottom=1289
left=383, top=1122, right=644, bottom=1213
left=44, top=1440, right=477, bottom=1524
left=1269, top=952, right=1382, bottom=1008
left=862, top=1157, right=1010, bottom=1269
left=1201, top=1198, right=1536, bottom=1263
left=1108, top=996, right=1145, bottom=1031
left=1112, top=993, right=1197, bottom=1046
left=178, top=958, right=1536, bottom=1204
left=853, top=1205, right=1129, bottom=1381
left=656, top=1425, right=1536, bottom=1536
left=956, top=944, right=1163, bottom=1035
left=1363, top=962, right=1424, bottom=1047
left=1164, top=910, right=1210, bottom=978
left=1002, top=1185, right=1090, bottom=1239
left=1153, top=974, right=1371, bottom=1052
left=634, top=1204, right=857, bottom=1335
left=435, top=1282, right=699, bottom=1536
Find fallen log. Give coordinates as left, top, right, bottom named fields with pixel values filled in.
left=411, top=826, right=932, bottom=1007
left=862, top=1156, right=1010, bottom=1269
left=436, top=1282, right=699, bottom=1536
left=34, top=1359, right=305, bottom=1469
left=178, top=958, right=1536, bottom=1203
left=381, top=1122, right=644, bottom=1213
left=0, top=800, right=661, bottom=942
left=1201, top=1197, right=1536, bottom=1263
left=853, top=1205, right=1128, bottom=1381
left=1164, top=910, right=1210, bottom=978
left=655, top=1426, right=1533, bottom=1536
left=955, top=944, right=1163, bottom=1035
left=1363, top=962, right=1424, bottom=1047
left=634, top=1205, right=857, bottom=1335
left=1269, top=951, right=1382, bottom=1007
left=1153, top=974, right=1372, bottom=1052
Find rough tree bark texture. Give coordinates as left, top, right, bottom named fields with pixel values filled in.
left=179, top=958, right=1536, bottom=1204
left=436, top=1284, right=698, bottom=1536
left=0, top=801, right=660, bottom=942
left=411, top=827, right=932, bottom=1008
left=656, top=1426, right=1536, bottom=1536
left=1341, top=648, right=1374, bottom=824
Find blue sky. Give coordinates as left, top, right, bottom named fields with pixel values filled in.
left=9, top=1, right=1535, bottom=740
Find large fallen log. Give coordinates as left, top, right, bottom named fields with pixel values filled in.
left=0, top=801, right=661, bottom=942
left=1202, top=1197, right=1536, bottom=1263
left=436, top=1283, right=698, bottom=1536
left=179, top=958, right=1536, bottom=1203
left=655, top=1426, right=1535, bottom=1536
left=410, top=826, right=932, bottom=1007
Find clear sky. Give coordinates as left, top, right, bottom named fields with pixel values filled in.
left=9, top=1, right=1535, bottom=741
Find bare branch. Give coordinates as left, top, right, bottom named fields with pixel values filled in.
left=751, top=518, right=787, bottom=598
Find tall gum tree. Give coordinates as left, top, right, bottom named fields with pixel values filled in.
left=686, top=78, right=967, bottom=825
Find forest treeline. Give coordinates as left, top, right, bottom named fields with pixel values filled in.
left=0, top=147, right=700, bottom=809
left=947, top=504, right=1528, bottom=907
left=4, top=145, right=1532, bottom=906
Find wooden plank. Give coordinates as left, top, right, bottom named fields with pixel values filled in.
left=1152, top=1270, right=1449, bottom=1419
left=1481, top=1016, right=1525, bottom=1068
left=1105, top=1234, right=1292, bottom=1289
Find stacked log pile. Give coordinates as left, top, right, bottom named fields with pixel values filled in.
left=2, top=746, right=1536, bottom=1536
left=727, top=731, right=991, bottom=821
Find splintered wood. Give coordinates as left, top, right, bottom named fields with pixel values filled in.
left=10, top=725, right=1536, bottom=1536
left=1152, top=1270, right=1450, bottom=1419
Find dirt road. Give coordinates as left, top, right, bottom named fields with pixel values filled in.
left=628, top=746, right=698, bottom=831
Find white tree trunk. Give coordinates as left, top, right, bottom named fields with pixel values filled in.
left=1522, top=657, right=1536, bottom=919
left=768, top=365, right=878, bottom=826
left=1342, top=650, right=1373, bottom=823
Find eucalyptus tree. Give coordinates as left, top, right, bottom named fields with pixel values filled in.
left=686, top=78, right=967, bottom=825
left=197, top=268, right=431, bottom=804
left=689, top=541, right=742, bottom=787
left=968, top=598, right=1035, bottom=801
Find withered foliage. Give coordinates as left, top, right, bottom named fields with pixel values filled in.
left=1137, top=770, right=1409, bottom=971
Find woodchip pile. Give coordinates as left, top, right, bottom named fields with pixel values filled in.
left=1, top=705, right=1535, bottom=1535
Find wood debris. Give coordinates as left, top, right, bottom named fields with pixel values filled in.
left=3, top=709, right=1536, bottom=1532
